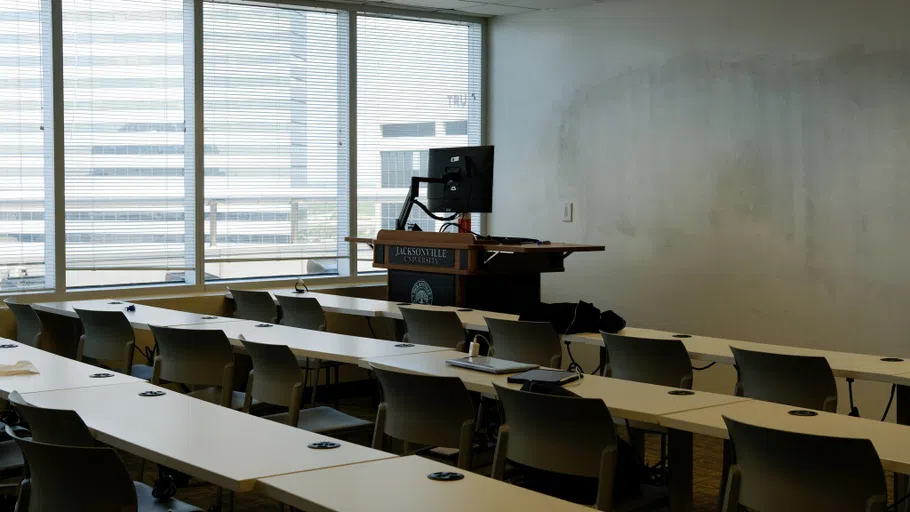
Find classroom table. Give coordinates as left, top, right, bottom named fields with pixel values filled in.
left=20, top=382, right=396, bottom=494
left=33, top=299, right=241, bottom=330
left=565, top=327, right=910, bottom=386
left=257, top=455, right=592, bottom=512
left=0, top=339, right=141, bottom=398
left=661, top=398, right=910, bottom=512
left=363, top=350, right=750, bottom=512
left=228, top=289, right=519, bottom=331
left=176, top=319, right=452, bottom=365
left=661, top=399, right=910, bottom=475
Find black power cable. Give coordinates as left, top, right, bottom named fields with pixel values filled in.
left=692, top=362, right=716, bottom=371
left=882, top=384, right=897, bottom=422
left=847, top=378, right=860, bottom=417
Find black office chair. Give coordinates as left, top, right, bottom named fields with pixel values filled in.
left=277, top=295, right=343, bottom=407
left=6, top=425, right=201, bottom=512
left=485, top=317, right=562, bottom=368
left=74, top=308, right=153, bottom=381
left=730, top=346, right=837, bottom=412
left=370, top=364, right=477, bottom=470
left=722, top=416, right=887, bottom=512
left=4, top=299, right=43, bottom=348
left=229, top=289, right=279, bottom=324
left=240, top=339, right=371, bottom=438
left=148, top=325, right=248, bottom=410
left=399, top=307, right=466, bottom=349
left=600, top=333, right=692, bottom=389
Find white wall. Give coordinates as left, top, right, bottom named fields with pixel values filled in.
left=489, top=0, right=910, bottom=418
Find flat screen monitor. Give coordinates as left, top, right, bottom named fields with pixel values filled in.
left=426, top=145, right=494, bottom=214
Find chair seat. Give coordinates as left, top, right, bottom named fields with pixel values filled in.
left=0, top=439, right=24, bottom=473
left=135, top=481, right=203, bottom=512
left=264, top=406, right=372, bottom=434
left=131, top=364, right=154, bottom=381
left=187, top=387, right=250, bottom=410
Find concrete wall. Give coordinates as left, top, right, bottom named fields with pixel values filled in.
left=489, top=0, right=910, bottom=418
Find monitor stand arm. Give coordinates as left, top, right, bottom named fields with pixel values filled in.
left=395, top=176, right=449, bottom=231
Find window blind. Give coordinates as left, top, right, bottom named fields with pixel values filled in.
left=203, top=1, right=349, bottom=281
left=0, top=0, right=54, bottom=293
left=62, top=0, right=194, bottom=288
left=355, top=13, right=482, bottom=272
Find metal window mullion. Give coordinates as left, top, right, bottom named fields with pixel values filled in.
left=192, top=0, right=205, bottom=289
left=50, top=0, right=65, bottom=293
left=348, top=9, right=358, bottom=277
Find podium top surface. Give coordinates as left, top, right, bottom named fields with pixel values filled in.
left=346, top=231, right=604, bottom=253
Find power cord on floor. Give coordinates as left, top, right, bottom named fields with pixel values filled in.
left=882, top=384, right=897, bottom=422
left=692, top=362, right=716, bottom=371
left=847, top=378, right=861, bottom=417
left=889, top=489, right=910, bottom=510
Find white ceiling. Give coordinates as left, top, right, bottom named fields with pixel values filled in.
left=334, top=0, right=603, bottom=17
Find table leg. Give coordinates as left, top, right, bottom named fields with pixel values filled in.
left=895, top=385, right=910, bottom=512
left=599, top=346, right=608, bottom=377
left=668, top=428, right=693, bottom=512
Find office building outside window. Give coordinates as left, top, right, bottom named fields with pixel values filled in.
left=0, top=0, right=55, bottom=293
left=356, top=13, right=482, bottom=273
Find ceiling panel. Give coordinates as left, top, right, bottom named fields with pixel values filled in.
left=337, top=0, right=603, bottom=17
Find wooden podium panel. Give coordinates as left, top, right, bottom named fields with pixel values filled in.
left=348, top=230, right=603, bottom=314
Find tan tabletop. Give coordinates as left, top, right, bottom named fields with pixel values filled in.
left=363, top=351, right=748, bottom=424
left=660, top=399, right=910, bottom=475
left=21, top=382, right=395, bottom=492
left=0, top=340, right=141, bottom=399
left=176, top=320, right=451, bottom=365
left=566, top=327, right=910, bottom=386
left=227, top=289, right=518, bottom=331
left=257, top=455, right=590, bottom=512
left=33, top=299, right=241, bottom=330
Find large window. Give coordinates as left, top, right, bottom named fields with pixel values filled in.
left=62, top=0, right=194, bottom=288
left=0, top=2, right=484, bottom=296
left=356, top=14, right=482, bottom=272
left=203, top=2, right=349, bottom=281
left=0, top=0, right=54, bottom=293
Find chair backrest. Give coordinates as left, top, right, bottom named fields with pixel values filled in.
left=493, top=384, right=616, bottom=478
left=8, top=391, right=96, bottom=447
left=74, top=308, right=135, bottom=363
left=730, top=347, right=838, bottom=412
left=399, top=308, right=465, bottom=349
left=371, top=364, right=475, bottom=448
left=485, top=317, right=562, bottom=368
left=149, top=325, right=235, bottom=387
left=723, top=416, right=887, bottom=512
left=4, top=299, right=42, bottom=347
left=601, top=333, right=693, bottom=389
left=230, top=289, right=279, bottom=323
left=277, top=295, right=326, bottom=331
left=240, top=339, right=303, bottom=409
left=8, top=429, right=138, bottom=512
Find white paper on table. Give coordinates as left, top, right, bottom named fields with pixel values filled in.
left=0, top=361, right=39, bottom=376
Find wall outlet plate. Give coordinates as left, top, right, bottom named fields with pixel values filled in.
left=562, top=202, right=574, bottom=223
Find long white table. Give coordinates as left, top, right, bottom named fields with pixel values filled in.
left=0, top=339, right=141, bottom=399
left=257, top=455, right=591, bottom=512
left=228, top=289, right=519, bottom=331
left=565, top=327, right=910, bottom=386
left=178, top=319, right=451, bottom=365
left=661, top=399, right=910, bottom=476
left=34, top=300, right=242, bottom=330
left=363, top=350, right=747, bottom=512
left=21, top=382, right=396, bottom=493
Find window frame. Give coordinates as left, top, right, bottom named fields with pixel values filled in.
left=0, top=0, right=487, bottom=302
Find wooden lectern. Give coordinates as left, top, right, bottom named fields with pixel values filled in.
left=348, top=230, right=604, bottom=314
